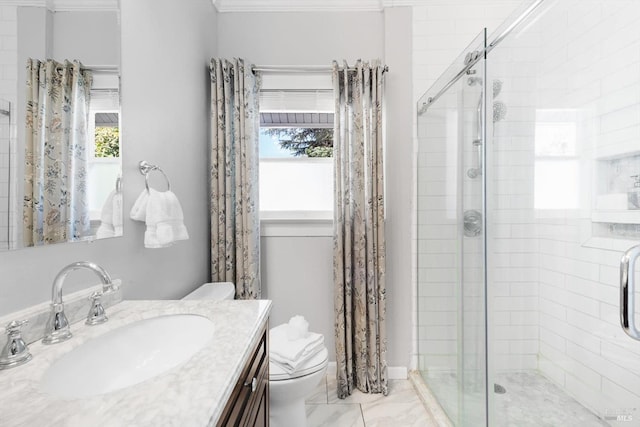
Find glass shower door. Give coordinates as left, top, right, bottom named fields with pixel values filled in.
left=416, top=30, right=487, bottom=426
left=485, top=0, right=640, bottom=426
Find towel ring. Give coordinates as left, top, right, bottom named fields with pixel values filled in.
left=138, top=160, right=171, bottom=192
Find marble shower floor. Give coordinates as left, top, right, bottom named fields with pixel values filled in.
left=425, top=371, right=610, bottom=427
left=305, top=374, right=437, bottom=427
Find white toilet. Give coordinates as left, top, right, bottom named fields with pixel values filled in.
left=269, top=344, right=328, bottom=427
left=182, top=283, right=327, bottom=427
left=182, top=282, right=235, bottom=301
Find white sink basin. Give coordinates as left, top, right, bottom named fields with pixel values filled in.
left=40, top=314, right=215, bottom=399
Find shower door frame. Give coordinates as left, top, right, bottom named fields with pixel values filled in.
left=416, top=29, right=489, bottom=427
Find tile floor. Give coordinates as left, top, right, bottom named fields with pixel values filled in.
left=305, top=373, right=438, bottom=427
left=425, top=371, right=609, bottom=427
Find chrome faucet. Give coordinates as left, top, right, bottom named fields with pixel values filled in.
left=42, top=261, right=116, bottom=345
left=0, top=320, right=32, bottom=370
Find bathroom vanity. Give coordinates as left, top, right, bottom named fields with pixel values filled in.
left=0, top=299, right=271, bottom=426
left=217, top=323, right=269, bottom=426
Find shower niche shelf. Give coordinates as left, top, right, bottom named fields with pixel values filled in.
left=592, top=152, right=640, bottom=227
left=593, top=144, right=640, bottom=161
left=591, top=210, right=640, bottom=224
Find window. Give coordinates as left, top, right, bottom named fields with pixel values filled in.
left=87, top=78, right=120, bottom=221
left=534, top=109, right=580, bottom=210
left=259, top=122, right=333, bottom=218
left=258, top=75, right=334, bottom=222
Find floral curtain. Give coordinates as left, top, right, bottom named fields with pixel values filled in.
left=209, top=58, right=261, bottom=299
left=23, top=59, right=92, bottom=246
left=333, top=60, right=388, bottom=399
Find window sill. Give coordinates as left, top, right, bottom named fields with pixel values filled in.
left=260, top=211, right=333, bottom=237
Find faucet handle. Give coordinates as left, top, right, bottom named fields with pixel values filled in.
left=5, top=319, right=28, bottom=333
left=104, top=278, right=121, bottom=294
left=86, top=291, right=108, bottom=326
left=0, top=320, right=33, bottom=370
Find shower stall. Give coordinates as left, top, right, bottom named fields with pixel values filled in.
left=416, top=0, right=640, bottom=426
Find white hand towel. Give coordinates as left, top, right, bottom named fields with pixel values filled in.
left=269, top=323, right=324, bottom=365
left=96, top=190, right=116, bottom=238
left=112, top=192, right=123, bottom=236
left=144, top=189, right=189, bottom=248
left=129, top=190, right=149, bottom=222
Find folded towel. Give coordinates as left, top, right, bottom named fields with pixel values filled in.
left=287, top=315, right=309, bottom=341
left=129, top=189, right=189, bottom=248
left=270, top=339, right=324, bottom=374
left=269, top=323, right=324, bottom=371
left=96, top=190, right=123, bottom=239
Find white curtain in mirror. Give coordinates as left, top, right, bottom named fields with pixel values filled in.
left=23, top=59, right=92, bottom=246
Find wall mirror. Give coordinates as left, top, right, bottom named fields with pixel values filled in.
left=0, top=0, right=121, bottom=251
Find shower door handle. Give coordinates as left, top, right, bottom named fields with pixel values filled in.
left=620, top=244, right=640, bottom=341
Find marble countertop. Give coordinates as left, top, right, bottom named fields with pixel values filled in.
left=0, top=299, right=271, bottom=427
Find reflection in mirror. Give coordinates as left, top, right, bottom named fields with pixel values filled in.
left=23, top=59, right=94, bottom=245
left=0, top=2, right=121, bottom=251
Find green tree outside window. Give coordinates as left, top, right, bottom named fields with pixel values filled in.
left=264, top=128, right=333, bottom=157
left=95, top=127, right=120, bottom=158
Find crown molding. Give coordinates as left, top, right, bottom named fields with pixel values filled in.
left=0, top=0, right=118, bottom=11
left=211, top=0, right=521, bottom=12
left=213, top=0, right=385, bottom=13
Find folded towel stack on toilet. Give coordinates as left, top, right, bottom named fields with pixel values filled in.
left=269, top=315, right=324, bottom=374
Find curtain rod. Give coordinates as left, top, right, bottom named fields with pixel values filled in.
left=260, top=88, right=333, bottom=93
left=50, top=63, right=119, bottom=74
left=83, top=65, right=119, bottom=73
left=90, top=88, right=119, bottom=93
left=252, top=65, right=389, bottom=74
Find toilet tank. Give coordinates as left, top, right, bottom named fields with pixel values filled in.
left=182, top=282, right=235, bottom=301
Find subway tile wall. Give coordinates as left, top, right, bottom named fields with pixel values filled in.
left=415, top=0, right=640, bottom=421
left=530, top=0, right=640, bottom=417
left=412, top=0, right=522, bottom=374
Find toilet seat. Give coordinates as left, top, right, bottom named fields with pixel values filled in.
left=269, top=347, right=328, bottom=381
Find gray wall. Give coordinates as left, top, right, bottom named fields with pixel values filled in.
left=0, top=0, right=218, bottom=315
left=52, top=11, right=120, bottom=65
left=219, top=9, right=414, bottom=368
left=260, top=236, right=335, bottom=358
left=1, top=3, right=415, bottom=371
left=218, top=11, right=384, bottom=65
left=383, top=7, right=413, bottom=369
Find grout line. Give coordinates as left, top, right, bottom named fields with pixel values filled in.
left=324, top=376, right=329, bottom=404
left=359, top=403, right=366, bottom=427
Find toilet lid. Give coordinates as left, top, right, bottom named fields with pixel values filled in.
left=269, top=347, right=328, bottom=381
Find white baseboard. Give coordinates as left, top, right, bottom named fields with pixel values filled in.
left=325, top=362, right=408, bottom=380
left=388, top=366, right=408, bottom=379
left=327, top=361, right=337, bottom=375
